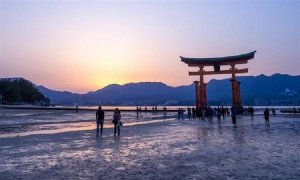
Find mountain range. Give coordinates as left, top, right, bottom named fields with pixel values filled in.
left=35, top=73, right=300, bottom=106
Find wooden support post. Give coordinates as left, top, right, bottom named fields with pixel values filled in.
left=230, top=64, right=238, bottom=110
left=194, top=81, right=200, bottom=109
left=237, top=81, right=242, bottom=107
left=199, top=84, right=203, bottom=108
left=231, top=79, right=237, bottom=108
left=199, top=66, right=207, bottom=108
left=203, top=83, right=207, bottom=107
left=235, top=81, right=239, bottom=108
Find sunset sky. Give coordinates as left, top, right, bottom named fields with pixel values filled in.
left=0, top=0, right=299, bottom=93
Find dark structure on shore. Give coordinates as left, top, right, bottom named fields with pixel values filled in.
left=180, top=51, right=256, bottom=110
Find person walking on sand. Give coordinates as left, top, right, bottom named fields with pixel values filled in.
left=231, top=106, right=237, bottom=128
left=264, top=108, right=270, bottom=124
left=113, top=108, right=121, bottom=136
left=177, top=108, right=181, bottom=119
left=271, top=108, right=276, bottom=116
left=96, top=106, right=105, bottom=136
left=187, top=107, right=191, bottom=120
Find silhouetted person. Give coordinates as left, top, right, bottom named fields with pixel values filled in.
left=250, top=106, right=254, bottom=118
left=231, top=106, right=237, bottom=128
left=96, top=106, right=105, bottom=136
left=264, top=108, right=270, bottom=124
left=227, top=108, right=230, bottom=116
left=177, top=108, right=180, bottom=119
left=200, top=108, right=204, bottom=120
left=163, top=107, right=167, bottom=118
left=187, top=107, right=191, bottom=120
left=136, top=107, right=139, bottom=117
left=221, top=106, right=225, bottom=119
left=181, top=108, right=184, bottom=119
left=192, top=108, right=196, bottom=119
left=208, top=107, right=213, bottom=120
left=196, top=108, right=200, bottom=119
left=217, top=107, right=221, bottom=120
left=272, top=108, right=276, bottom=116
left=113, top=108, right=121, bottom=136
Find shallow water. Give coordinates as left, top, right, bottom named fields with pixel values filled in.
left=0, top=108, right=177, bottom=136
left=0, top=114, right=299, bottom=179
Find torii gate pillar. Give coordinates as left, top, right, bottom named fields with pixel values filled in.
left=231, top=64, right=242, bottom=111
left=194, top=81, right=200, bottom=109
left=198, top=66, right=207, bottom=108
left=202, top=83, right=207, bottom=108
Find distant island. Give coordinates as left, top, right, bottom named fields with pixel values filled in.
left=1, top=73, right=300, bottom=106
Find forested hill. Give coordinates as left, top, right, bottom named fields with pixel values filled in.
left=0, top=78, right=50, bottom=105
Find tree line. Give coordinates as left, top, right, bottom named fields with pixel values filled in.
left=0, top=78, right=50, bottom=105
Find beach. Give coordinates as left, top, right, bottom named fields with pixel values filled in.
left=0, top=110, right=300, bottom=179
left=1, top=0, right=299, bottom=179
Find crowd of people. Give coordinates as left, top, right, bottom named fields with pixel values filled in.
left=95, top=105, right=277, bottom=136
left=178, top=106, right=231, bottom=120
left=177, top=106, right=275, bottom=128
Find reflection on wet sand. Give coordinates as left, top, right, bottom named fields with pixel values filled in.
left=0, top=113, right=300, bottom=179
left=0, top=119, right=175, bottom=138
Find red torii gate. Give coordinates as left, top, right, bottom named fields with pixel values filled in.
left=180, top=51, right=256, bottom=110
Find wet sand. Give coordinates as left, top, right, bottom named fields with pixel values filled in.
left=0, top=115, right=300, bottom=179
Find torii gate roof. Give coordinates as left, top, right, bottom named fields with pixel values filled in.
left=180, top=51, right=256, bottom=66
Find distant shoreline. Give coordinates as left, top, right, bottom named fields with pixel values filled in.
left=0, top=105, right=180, bottom=112
left=1, top=104, right=299, bottom=111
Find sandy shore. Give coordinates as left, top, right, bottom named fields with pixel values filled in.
left=1, top=115, right=300, bottom=179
